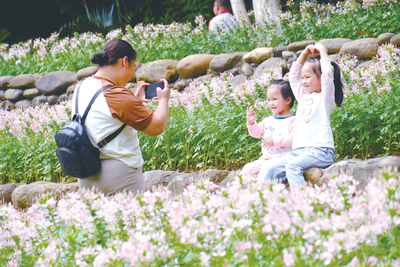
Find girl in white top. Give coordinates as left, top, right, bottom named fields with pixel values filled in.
left=263, top=42, right=344, bottom=187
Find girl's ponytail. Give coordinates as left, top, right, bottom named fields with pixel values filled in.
left=331, top=61, right=343, bottom=107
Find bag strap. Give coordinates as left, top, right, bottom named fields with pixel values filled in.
left=75, top=82, right=127, bottom=149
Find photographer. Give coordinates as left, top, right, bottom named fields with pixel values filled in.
left=72, top=39, right=170, bottom=195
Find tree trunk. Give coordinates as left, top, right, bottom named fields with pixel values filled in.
left=230, top=0, right=251, bottom=26
left=252, top=0, right=281, bottom=24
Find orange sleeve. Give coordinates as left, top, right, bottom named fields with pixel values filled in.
left=103, top=86, right=153, bottom=131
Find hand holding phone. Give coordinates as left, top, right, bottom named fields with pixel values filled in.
left=145, top=81, right=165, bottom=99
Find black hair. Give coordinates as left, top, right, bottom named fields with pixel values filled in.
left=214, top=0, right=230, bottom=9
left=269, top=79, right=295, bottom=108
left=304, top=57, right=344, bottom=107
left=91, top=39, right=137, bottom=66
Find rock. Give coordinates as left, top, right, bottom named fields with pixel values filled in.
left=318, top=38, right=353, bottom=54
left=136, top=59, right=179, bottom=83
left=35, top=71, right=78, bottom=95
left=241, top=63, right=254, bottom=76
left=282, top=51, right=296, bottom=61
left=243, top=48, right=273, bottom=64
left=0, top=90, right=4, bottom=100
left=77, top=65, right=100, bottom=80
left=0, top=76, right=14, bottom=90
left=176, top=54, right=216, bottom=79
left=23, top=88, right=41, bottom=99
left=0, top=184, right=20, bottom=204
left=390, top=34, right=400, bottom=46
left=352, top=156, right=400, bottom=189
left=377, top=33, right=395, bottom=45
left=339, top=38, right=379, bottom=60
left=32, top=95, right=48, bottom=106
left=219, top=173, right=235, bottom=188
left=222, top=67, right=240, bottom=76
left=0, top=100, right=15, bottom=111
left=231, top=75, right=247, bottom=87
left=68, top=94, right=73, bottom=101
left=288, top=40, right=315, bottom=51
left=66, top=84, right=76, bottom=95
left=209, top=53, right=243, bottom=73
left=195, top=74, right=213, bottom=84
left=15, top=99, right=32, bottom=109
left=12, top=182, right=79, bottom=209
left=198, top=169, right=230, bottom=184
left=324, top=159, right=363, bottom=177
left=47, top=95, right=58, bottom=105
left=328, top=54, right=339, bottom=63
left=143, top=170, right=177, bottom=190
left=8, top=74, right=38, bottom=89
left=304, top=168, right=324, bottom=186
left=58, top=94, right=68, bottom=103
left=253, top=57, right=284, bottom=77
left=173, top=79, right=191, bottom=91
left=272, top=46, right=288, bottom=57
left=166, top=173, right=199, bottom=194
left=4, top=89, right=23, bottom=101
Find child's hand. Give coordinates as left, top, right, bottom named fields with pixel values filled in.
left=313, top=42, right=329, bottom=58
left=247, top=107, right=257, bottom=125
left=262, top=137, right=274, bottom=149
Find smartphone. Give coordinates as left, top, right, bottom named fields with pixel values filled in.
left=144, top=81, right=165, bottom=99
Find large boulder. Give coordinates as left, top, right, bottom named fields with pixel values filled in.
left=166, top=173, right=199, bottom=195
left=136, top=59, right=179, bottom=83
left=32, top=95, right=48, bottom=106
left=177, top=54, right=216, bottom=79
left=243, top=48, right=273, bottom=64
left=272, top=46, right=288, bottom=57
left=0, top=100, right=15, bottom=111
left=0, top=184, right=20, bottom=204
left=0, top=76, right=14, bottom=90
left=324, top=159, right=363, bottom=177
left=377, top=33, right=395, bottom=45
left=66, top=84, right=76, bottom=95
left=339, top=38, right=379, bottom=60
left=8, top=74, right=38, bottom=89
left=318, top=38, right=353, bottom=54
left=47, top=95, right=58, bottom=105
left=390, top=34, right=400, bottom=46
left=209, top=53, right=243, bottom=73
left=23, top=88, right=41, bottom=99
left=12, top=182, right=79, bottom=209
left=198, top=169, right=230, bottom=184
left=230, top=75, right=247, bottom=87
left=35, top=71, right=78, bottom=95
left=288, top=40, right=315, bottom=51
left=58, top=94, right=68, bottom=103
left=241, top=63, right=254, bottom=76
left=77, top=66, right=100, bottom=80
left=4, top=89, right=23, bottom=102
left=143, top=170, right=177, bottom=190
left=253, top=57, right=284, bottom=77
left=282, top=51, right=296, bottom=61
left=15, top=99, right=32, bottom=109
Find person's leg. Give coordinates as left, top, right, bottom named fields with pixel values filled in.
left=285, top=147, right=334, bottom=188
left=263, top=151, right=299, bottom=183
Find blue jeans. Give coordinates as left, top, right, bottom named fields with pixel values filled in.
left=263, top=147, right=334, bottom=188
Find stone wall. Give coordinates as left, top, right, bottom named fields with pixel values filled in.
left=0, top=33, right=399, bottom=111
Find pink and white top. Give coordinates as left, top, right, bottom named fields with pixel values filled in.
left=247, top=115, right=295, bottom=159
left=289, top=58, right=335, bottom=149
left=208, top=11, right=237, bottom=33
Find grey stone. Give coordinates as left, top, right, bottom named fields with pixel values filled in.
left=253, top=57, right=284, bottom=77
left=166, top=173, right=199, bottom=194
left=195, top=75, right=213, bottom=84
left=0, top=184, right=20, bottom=204
left=198, top=169, right=230, bottom=184
left=77, top=65, right=100, bottom=80
left=288, top=40, right=315, bottom=51
left=328, top=54, right=339, bottom=63
left=209, top=53, right=243, bottom=73
left=12, top=182, right=79, bottom=209
left=272, top=46, right=288, bottom=57
left=390, top=34, right=400, bottom=46
left=377, top=33, right=395, bottom=45
left=23, top=88, right=41, bottom=99
left=32, top=95, right=48, bottom=106
left=58, top=94, right=68, bottom=103
left=222, top=67, right=240, bottom=76
left=136, top=60, right=179, bottom=83
left=15, top=99, right=32, bottom=109
left=230, top=75, right=247, bottom=87
left=66, top=84, right=76, bottom=95
left=173, top=79, right=190, bottom=91
left=282, top=51, right=296, bottom=61
left=9, top=74, right=38, bottom=89
left=0, top=100, right=15, bottom=111
left=324, top=159, right=363, bottom=177
left=47, top=95, right=58, bottom=105
left=35, top=71, right=78, bottom=95
left=68, top=94, right=73, bottom=101
left=318, top=38, right=353, bottom=54
left=243, top=48, right=273, bottom=64
left=4, top=89, right=23, bottom=101
left=339, top=38, right=379, bottom=60
left=177, top=54, right=215, bottom=79
left=0, top=76, right=14, bottom=90
left=0, top=90, right=4, bottom=100
left=143, top=170, right=177, bottom=190
left=241, top=63, right=254, bottom=76
left=304, top=168, right=324, bottom=186
left=219, top=173, right=235, bottom=188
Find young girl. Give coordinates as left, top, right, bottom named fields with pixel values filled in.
left=242, top=79, right=296, bottom=180
left=262, top=42, right=343, bottom=187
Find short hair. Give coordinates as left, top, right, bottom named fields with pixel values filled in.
left=91, top=39, right=137, bottom=66
left=214, top=0, right=230, bottom=9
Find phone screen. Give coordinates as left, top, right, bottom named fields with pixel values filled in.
left=144, top=81, right=165, bottom=99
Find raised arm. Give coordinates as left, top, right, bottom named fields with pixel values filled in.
left=313, top=43, right=335, bottom=106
